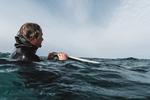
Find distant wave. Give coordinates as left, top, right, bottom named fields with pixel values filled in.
left=117, top=57, right=139, bottom=60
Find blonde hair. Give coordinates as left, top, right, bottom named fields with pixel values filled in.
left=18, top=23, right=42, bottom=39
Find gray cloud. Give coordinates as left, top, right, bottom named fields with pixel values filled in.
left=0, top=0, right=149, bottom=58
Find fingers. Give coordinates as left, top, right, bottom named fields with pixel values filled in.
left=47, top=52, right=57, bottom=60
left=47, top=52, right=68, bottom=60
left=57, top=52, right=68, bottom=60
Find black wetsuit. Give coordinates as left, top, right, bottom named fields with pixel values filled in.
left=11, top=35, right=41, bottom=62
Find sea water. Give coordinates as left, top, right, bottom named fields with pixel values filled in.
left=0, top=53, right=150, bottom=100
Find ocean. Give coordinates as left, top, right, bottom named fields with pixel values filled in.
left=0, top=52, right=150, bottom=100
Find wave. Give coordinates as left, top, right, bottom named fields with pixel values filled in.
left=0, top=52, right=150, bottom=100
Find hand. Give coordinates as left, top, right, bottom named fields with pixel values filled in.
left=48, top=52, right=68, bottom=60
left=57, top=52, right=68, bottom=61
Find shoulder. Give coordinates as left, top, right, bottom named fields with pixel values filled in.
left=11, top=50, right=41, bottom=62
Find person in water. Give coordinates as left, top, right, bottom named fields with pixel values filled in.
left=11, top=22, right=68, bottom=62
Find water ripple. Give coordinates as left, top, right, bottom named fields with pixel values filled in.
left=0, top=54, right=150, bottom=100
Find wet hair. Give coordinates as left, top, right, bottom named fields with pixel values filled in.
left=18, top=23, right=42, bottom=39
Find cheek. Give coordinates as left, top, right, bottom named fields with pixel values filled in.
left=38, top=40, right=43, bottom=45
left=34, top=40, right=42, bottom=45
left=40, top=39, right=43, bottom=43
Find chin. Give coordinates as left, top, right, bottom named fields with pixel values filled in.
left=39, top=45, right=42, bottom=48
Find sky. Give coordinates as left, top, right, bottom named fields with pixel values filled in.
left=0, top=0, right=150, bottom=58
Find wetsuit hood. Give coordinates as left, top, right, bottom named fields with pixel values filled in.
left=14, top=35, right=38, bottom=53
left=10, top=35, right=40, bottom=62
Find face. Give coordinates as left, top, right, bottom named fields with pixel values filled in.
left=30, top=33, right=43, bottom=48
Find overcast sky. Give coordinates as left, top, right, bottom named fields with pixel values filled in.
left=0, top=0, right=150, bottom=58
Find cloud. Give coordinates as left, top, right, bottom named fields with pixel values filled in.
left=101, top=0, right=150, bottom=58
left=37, top=0, right=121, bottom=58
left=0, top=0, right=55, bottom=52
left=0, top=0, right=150, bottom=58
